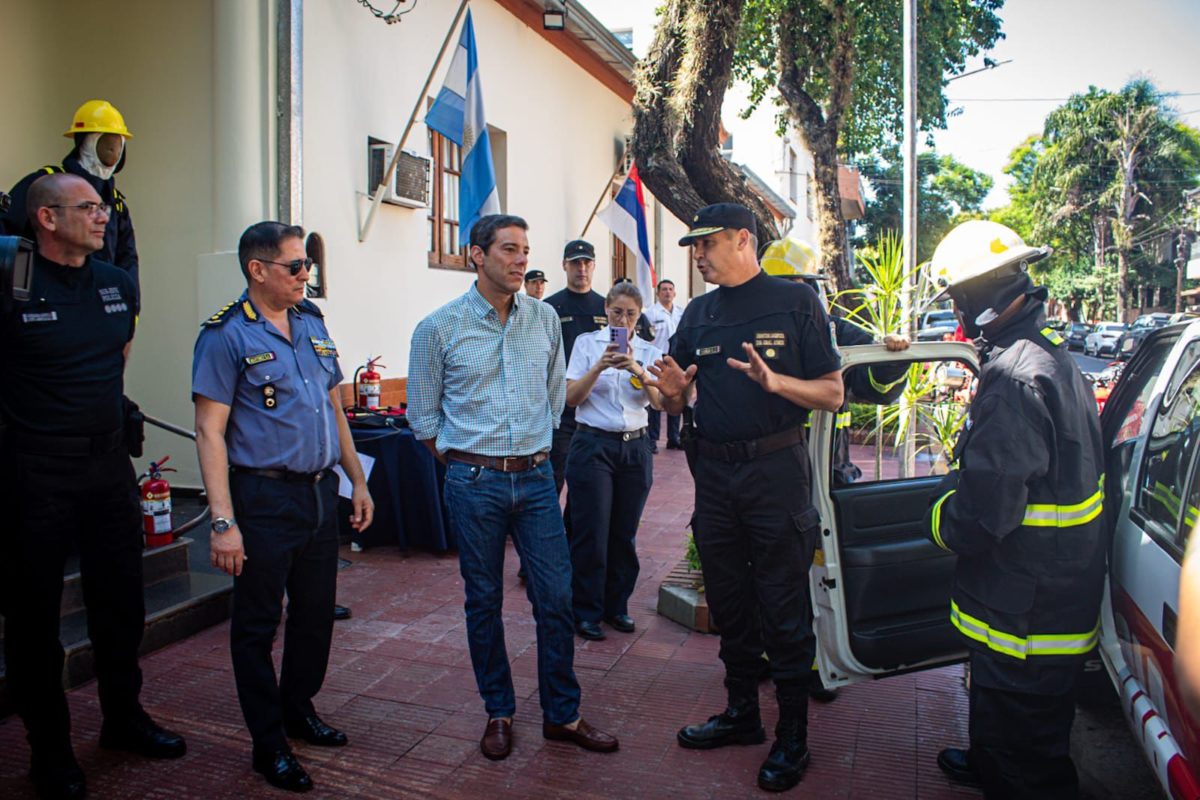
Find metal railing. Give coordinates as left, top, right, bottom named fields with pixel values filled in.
left=143, top=414, right=210, bottom=537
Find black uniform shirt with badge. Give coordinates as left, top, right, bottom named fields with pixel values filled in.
left=544, top=288, right=608, bottom=423
left=0, top=252, right=137, bottom=436
left=670, top=271, right=842, bottom=443
left=191, top=293, right=344, bottom=474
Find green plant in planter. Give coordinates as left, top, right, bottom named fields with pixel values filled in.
left=686, top=534, right=700, bottom=592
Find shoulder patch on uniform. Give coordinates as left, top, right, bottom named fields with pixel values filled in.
left=295, top=298, right=324, bottom=318
left=202, top=300, right=241, bottom=327
left=1040, top=326, right=1065, bottom=346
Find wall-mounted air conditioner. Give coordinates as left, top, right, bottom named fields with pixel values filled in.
left=367, top=141, right=431, bottom=208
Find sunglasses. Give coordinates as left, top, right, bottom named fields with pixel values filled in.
left=259, top=257, right=314, bottom=276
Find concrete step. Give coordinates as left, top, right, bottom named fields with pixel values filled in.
left=0, top=535, right=232, bottom=718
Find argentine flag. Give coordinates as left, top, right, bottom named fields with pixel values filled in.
left=425, top=9, right=501, bottom=247
left=597, top=162, right=658, bottom=304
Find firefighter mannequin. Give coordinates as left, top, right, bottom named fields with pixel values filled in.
left=760, top=238, right=910, bottom=703
left=2, top=100, right=140, bottom=292
left=922, top=220, right=1106, bottom=799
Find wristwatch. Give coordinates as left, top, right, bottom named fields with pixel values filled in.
left=211, top=516, right=236, bottom=534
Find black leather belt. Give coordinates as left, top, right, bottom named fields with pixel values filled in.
left=696, top=427, right=805, bottom=463
left=577, top=423, right=647, bottom=442
left=445, top=450, right=550, bottom=473
left=230, top=466, right=331, bottom=483
left=7, top=428, right=124, bottom=456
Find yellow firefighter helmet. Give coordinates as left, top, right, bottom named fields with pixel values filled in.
left=63, top=100, right=134, bottom=139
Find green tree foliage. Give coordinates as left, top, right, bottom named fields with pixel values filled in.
left=1025, top=79, right=1200, bottom=316
left=857, top=152, right=993, bottom=262
left=733, top=0, right=1005, bottom=291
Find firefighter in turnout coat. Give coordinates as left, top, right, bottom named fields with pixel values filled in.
left=922, top=221, right=1107, bottom=800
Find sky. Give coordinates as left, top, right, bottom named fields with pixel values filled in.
left=580, top=0, right=1200, bottom=209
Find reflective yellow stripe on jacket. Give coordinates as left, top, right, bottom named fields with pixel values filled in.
left=950, top=600, right=1099, bottom=659
left=805, top=411, right=853, bottom=430
left=1021, top=475, right=1104, bottom=528
left=930, top=489, right=955, bottom=551
left=867, top=367, right=906, bottom=395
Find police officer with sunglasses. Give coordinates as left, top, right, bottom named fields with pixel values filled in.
left=191, top=221, right=373, bottom=793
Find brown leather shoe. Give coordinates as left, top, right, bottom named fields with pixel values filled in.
left=480, top=718, right=513, bottom=761
left=542, top=717, right=619, bottom=753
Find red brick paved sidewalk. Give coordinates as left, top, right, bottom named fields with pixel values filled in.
left=0, top=448, right=978, bottom=799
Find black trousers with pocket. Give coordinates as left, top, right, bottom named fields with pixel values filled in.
left=691, top=443, right=820, bottom=685
left=0, top=443, right=144, bottom=753
left=229, top=470, right=339, bottom=752
left=565, top=428, right=653, bottom=624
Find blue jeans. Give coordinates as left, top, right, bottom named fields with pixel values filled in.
left=443, top=460, right=580, bottom=724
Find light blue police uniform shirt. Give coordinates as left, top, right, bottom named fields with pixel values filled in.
left=407, top=283, right=565, bottom=456
left=191, top=293, right=343, bottom=473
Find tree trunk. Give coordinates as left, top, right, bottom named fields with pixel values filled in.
left=631, top=0, right=781, bottom=245
left=776, top=2, right=856, bottom=293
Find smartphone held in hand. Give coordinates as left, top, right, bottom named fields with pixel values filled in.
left=610, top=326, right=630, bottom=354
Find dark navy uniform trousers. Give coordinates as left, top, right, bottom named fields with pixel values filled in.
left=228, top=470, right=339, bottom=751
left=565, top=428, right=652, bottom=624
left=0, top=442, right=144, bottom=752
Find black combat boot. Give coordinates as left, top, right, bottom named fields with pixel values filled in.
left=757, top=681, right=811, bottom=792
left=676, top=678, right=766, bottom=750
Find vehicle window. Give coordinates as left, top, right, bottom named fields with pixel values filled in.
left=1135, top=352, right=1200, bottom=551
left=1109, top=339, right=1172, bottom=506
left=838, top=358, right=975, bottom=484
left=1181, top=448, right=1200, bottom=552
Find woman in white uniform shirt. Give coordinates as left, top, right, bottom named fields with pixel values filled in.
left=564, top=283, right=663, bottom=641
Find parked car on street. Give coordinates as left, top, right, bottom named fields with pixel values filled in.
left=1085, top=322, right=1129, bottom=357
left=917, top=309, right=959, bottom=342
left=1067, top=321, right=1093, bottom=351
left=1117, top=312, right=1174, bottom=361
left=810, top=333, right=1200, bottom=799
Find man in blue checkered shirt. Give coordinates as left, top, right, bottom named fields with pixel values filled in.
left=407, top=214, right=619, bottom=762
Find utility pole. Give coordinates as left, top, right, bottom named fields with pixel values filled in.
left=900, top=0, right=918, bottom=338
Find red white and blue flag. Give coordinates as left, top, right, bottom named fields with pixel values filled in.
left=597, top=162, right=657, bottom=305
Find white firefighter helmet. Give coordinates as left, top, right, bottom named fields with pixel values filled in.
left=761, top=237, right=818, bottom=277
left=928, top=220, right=1049, bottom=300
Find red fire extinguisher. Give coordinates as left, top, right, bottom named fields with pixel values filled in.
left=355, top=356, right=385, bottom=410
left=140, top=456, right=177, bottom=548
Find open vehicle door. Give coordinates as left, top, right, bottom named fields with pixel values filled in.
left=809, top=341, right=979, bottom=687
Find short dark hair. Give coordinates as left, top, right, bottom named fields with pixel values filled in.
left=469, top=214, right=528, bottom=256
left=657, top=279, right=675, bottom=290
left=238, top=221, right=305, bottom=280
left=606, top=282, right=643, bottom=309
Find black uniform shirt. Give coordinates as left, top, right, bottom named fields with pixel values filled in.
left=545, top=288, right=607, bottom=424
left=671, top=271, right=841, bottom=443
left=0, top=253, right=137, bottom=436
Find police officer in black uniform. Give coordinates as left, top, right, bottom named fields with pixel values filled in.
left=0, top=172, right=185, bottom=800
left=922, top=221, right=1106, bottom=799
left=646, top=204, right=844, bottom=793
left=192, top=221, right=374, bottom=793
left=3, top=100, right=139, bottom=293
left=544, top=240, right=608, bottom=513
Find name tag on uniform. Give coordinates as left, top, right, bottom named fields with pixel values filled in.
left=592, top=316, right=609, bottom=327
left=244, top=351, right=276, bottom=366
left=310, top=336, right=338, bottom=357
left=755, top=331, right=786, bottom=359
left=22, top=311, right=57, bottom=323
left=696, top=345, right=722, bottom=357
left=559, top=316, right=574, bottom=323
left=104, top=303, right=129, bottom=314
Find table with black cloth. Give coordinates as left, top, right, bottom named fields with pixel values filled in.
left=337, top=422, right=454, bottom=552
